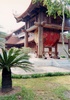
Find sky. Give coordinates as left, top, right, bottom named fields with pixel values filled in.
left=0, top=0, right=31, bottom=34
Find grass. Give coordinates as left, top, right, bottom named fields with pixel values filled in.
left=0, top=73, right=70, bottom=100
left=13, top=75, right=70, bottom=100
left=0, top=87, right=34, bottom=100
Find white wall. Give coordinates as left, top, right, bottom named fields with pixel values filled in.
left=58, top=43, right=68, bottom=58
left=44, top=43, right=68, bottom=58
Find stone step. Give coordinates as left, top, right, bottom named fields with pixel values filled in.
left=29, top=58, right=70, bottom=70
left=53, top=59, right=70, bottom=70
left=29, top=58, right=53, bottom=67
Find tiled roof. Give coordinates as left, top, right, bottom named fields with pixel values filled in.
left=6, top=35, right=20, bottom=45
left=17, top=39, right=24, bottom=44
left=6, top=35, right=34, bottom=45
left=17, top=36, right=34, bottom=44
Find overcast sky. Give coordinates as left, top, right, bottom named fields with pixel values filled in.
left=0, top=0, right=31, bottom=33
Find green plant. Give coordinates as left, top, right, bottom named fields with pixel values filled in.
left=12, top=74, right=31, bottom=79
left=32, top=0, right=70, bottom=18
left=54, top=86, right=68, bottom=100
left=31, top=74, right=43, bottom=78
left=0, top=87, right=34, bottom=100
left=0, top=48, right=32, bottom=92
left=0, top=27, right=7, bottom=48
left=61, top=55, right=66, bottom=58
left=20, top=47, right=31, bottom=54
left=11, top=72, right=70, bottom=79
left=66, top=32, right=70, bottom=39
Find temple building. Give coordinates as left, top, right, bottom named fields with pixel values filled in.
left=5, top=25, right=35, bottom=49
left=14, top=2, right=70, bottom=58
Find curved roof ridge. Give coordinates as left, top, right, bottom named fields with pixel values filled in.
left=15, top=2, right=32, bottom=21
left=14, top=1, right=42, bottom=22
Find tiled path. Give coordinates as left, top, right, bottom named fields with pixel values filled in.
left=11, top=53, right=70, bottom=75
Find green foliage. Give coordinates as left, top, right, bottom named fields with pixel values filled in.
left=54, top=86, right=68, bottom=100
left=65, top=32, right=70, bottom=39
left=0, top=48, right=32, bottom=71
left=20, top=47, right=31, bottom=54
left=12, top=72, right=70, bottom=79
left=31, top=73, right=43, bottom=78
left=21, top=87, right=34, bottom=100
left=0, top=74, right=70, bottom=100
left=0, top=87, right=34, bottom=100
left=32, top=0, right=70, bottom=18
left=61, top=55, right=66, bottom=58
left=0, top=27, right=7, bottom=48
left=12, top=74, right=31, bottom=79
left=32, top=0, right=43, bottom=3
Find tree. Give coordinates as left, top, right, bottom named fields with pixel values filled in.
left=0, top=27, right=7, bottom=48
left=32, top=0, right=70, bottom=18
left=0, top=47, right=32, bottom=92
left=32, top=0, right=70, bottom=56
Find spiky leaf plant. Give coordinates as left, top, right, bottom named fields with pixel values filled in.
left=0, top=48, right=32, bottom=92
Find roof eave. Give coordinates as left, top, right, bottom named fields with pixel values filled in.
left=14, top=2, right=32, bottom=22
left=15, top=2, right=42, bottom=22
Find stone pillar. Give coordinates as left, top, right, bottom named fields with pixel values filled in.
left=38, top=12, right=43, bottom=58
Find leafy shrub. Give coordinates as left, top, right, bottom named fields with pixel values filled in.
left=12, top=72, right=70, bottom=79
left=66, top=32, right=70, bottom=39
left=12, top=74, right=31, bottom=79
left=31, top=74, right=43, bottom=78
left=20, top=47, right=31, bottom=54
left=61, top=55, right=66, bottom=58
left=44, top=73, right=53, bottom=77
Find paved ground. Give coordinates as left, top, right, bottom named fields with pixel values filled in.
left=11, top=53, right=70, bottom=75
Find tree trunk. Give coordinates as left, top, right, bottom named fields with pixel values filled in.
left=1, top=68, right=12, bottom=92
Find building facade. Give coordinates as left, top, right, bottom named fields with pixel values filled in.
left=14, top=2, right=70, bottom=58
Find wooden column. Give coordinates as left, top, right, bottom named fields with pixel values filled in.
left=24, top=22, right=28, bottom=47
left=38, top=12, right=43, bottom=58
left=49, top=47, right=52, bottom=57
left=25, top=32, right=28, bottom=47
left=55, top=44, right=58, bottom=58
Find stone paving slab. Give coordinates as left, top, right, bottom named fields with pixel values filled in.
left=11, top=66, right=70, bottom=75
left=11, top=53, right=70, bottom=75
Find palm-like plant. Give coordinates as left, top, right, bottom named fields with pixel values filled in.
left=0, top=48, right=32, bottom=92
left=0, top=27, right=7, bottom=48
